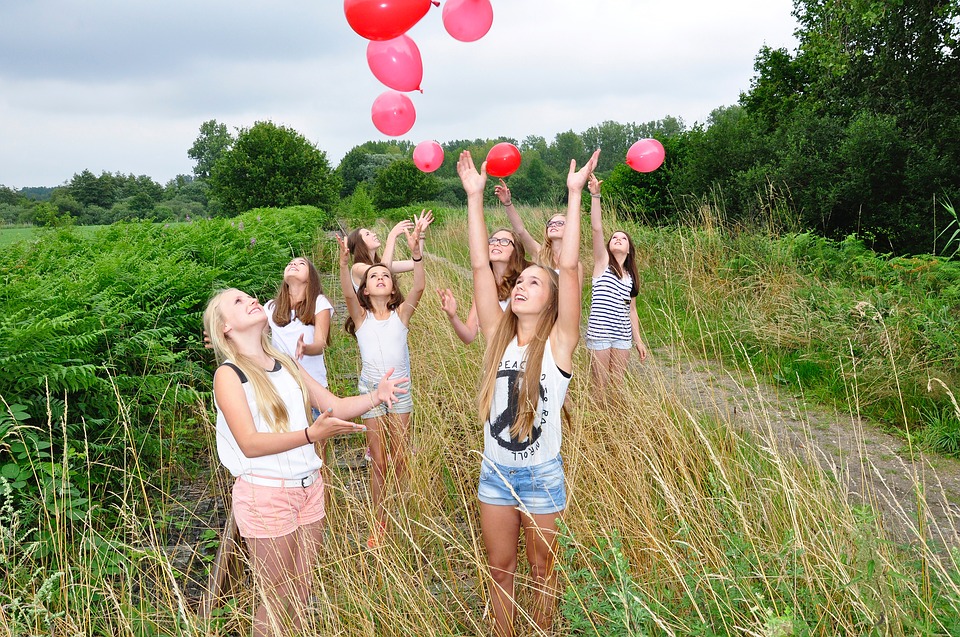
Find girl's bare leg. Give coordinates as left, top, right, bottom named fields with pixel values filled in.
left=480, top=503, right=522, bottom=637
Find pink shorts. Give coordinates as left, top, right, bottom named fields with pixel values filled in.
left=231, top=476, right=326, bottom=539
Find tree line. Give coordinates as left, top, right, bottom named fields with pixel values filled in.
left=2, top=0, right=957, bottom=255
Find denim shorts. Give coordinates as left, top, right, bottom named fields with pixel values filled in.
left=358, top=379, right=413, bottom=420
left=584, top=337, right=632, bottom=351
left=477, top=454, right=566, bottom=515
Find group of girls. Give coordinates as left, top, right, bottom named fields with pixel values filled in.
left=204, top=147, right=646, bottom=637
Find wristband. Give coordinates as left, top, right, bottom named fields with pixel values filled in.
left=503, top=200, right=513, bottom=206
left=412, top=255, right=423, bottom=262
left=591, top=194, right=601, bottom=199
left=369, top=393, right=377, bottom=409
left=304, top=428, right=312, bottom=444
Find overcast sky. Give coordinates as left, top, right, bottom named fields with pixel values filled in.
left=0, top=0, right=799, bottom=189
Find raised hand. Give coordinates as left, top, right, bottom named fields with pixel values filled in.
left=588, top=172, right=603, bottom=196
left=494, top=178, right=512, bottom=205
left=456, top=150, right=487, bottom=197
left=567, top=149, right=601, bottom=193
left=389, top=219, right=414, bottom=239
left=336, top=234, right=351, bottom=266
left=437, top=288, right=458, bottom=319
left=414, top=209, right=434, bottom=234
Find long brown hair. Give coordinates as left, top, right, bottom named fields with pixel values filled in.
left=606, top=231, right=639, bottom=297
left=538, top=214, right=565, bottom=269
left=477, top=265, right=563, bottom=442
left=344, top=264, right=405, bottom=336
left=204, top=289, right=311, bottom=432
left=271, top=257, right=326, bottom=344
left=491, top=228, right=530, bottom=302
left=347, top=228, right=378, bottom=266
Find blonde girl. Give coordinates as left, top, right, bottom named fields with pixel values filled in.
left=458, top=149, right=599, bottom=637
left=205, top=288, right=405, bottom=637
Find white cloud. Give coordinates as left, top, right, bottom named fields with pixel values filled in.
left=0, top=0, right=797, bottom=188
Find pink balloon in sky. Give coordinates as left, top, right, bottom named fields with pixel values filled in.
left=367, top=35, right=423, bottom=92
left=625, top=139, right=665, bottom=173
left=413, top=140, right=444, bottom=172
left=371, top=91, right=417, bottom=136
left=442, top=0, right=494, bottom=42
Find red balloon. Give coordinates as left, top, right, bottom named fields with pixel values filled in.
left=367, top=35, right=423, bottom=92
left=442, top=0, right=494, bottom=43
left=485, top=143, right=521, bottom=178
left=413, top=140, right=444, bottom=172
left=371, top=91, right=416, bottom=136
left=625, top=139, right=665, bottom=173
left=344, top=0, right=434, bottom=41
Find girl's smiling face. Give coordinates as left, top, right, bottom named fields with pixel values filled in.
left=608, top=232, right=630, bottom=258
left=488, top=230, right=515, bottom=263
left=511, top=265, right=553, bottom=314
left=283, top=257, right=310, bottom=283
left=220, top=289, right=265, bottom=335
left=360, top=228, right=380, bottom=251
left=546, top=214, right=565, bottom=240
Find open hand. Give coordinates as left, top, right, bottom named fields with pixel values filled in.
left=308, top=408, right=366, bottom=443
left=375, top=368, right=410, bottom=409
left=567, top=149, right=601, bottom=193
left=456, top=151, right=487, bottom=197
left=437, top=288, right=458, bottom=319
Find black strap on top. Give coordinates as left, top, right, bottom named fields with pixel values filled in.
left=221, top=362, right=248, bottom=383
left=221, top=360, right=281, bottom=383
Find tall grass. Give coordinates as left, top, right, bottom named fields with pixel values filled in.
left=2, top=206, right=959, bottom=636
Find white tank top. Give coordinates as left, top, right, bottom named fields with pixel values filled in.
left=483, top=337, right=571, bottom=466
left=355, top=310, right=410, bottom=383
left=265, top=295, right=334, bottom=386
left=214, top=361, right=322, bottom=479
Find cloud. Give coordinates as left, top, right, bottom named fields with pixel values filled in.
left=0, top=0, right=797, bottom=188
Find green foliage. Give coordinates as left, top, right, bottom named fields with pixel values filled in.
left=188, top=119, right=234, bottom=180
left=210, top=121, right=341, bottom=216
left=0, top=207, right=329, bottom=537
left=371, top=159, right=442, bottom=209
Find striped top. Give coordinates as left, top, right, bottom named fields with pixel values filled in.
left=586, top=267, right=633, bottom=342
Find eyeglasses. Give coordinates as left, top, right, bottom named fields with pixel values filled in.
left=488, top=237, right=514, bottom=247
left=546, top=219, right=565, bottom=229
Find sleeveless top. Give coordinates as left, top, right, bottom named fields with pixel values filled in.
left=355, top=310, right=410, bottom=383
left=265, top=295, right=334, bottom=387
left=483, top=337, right=571, bottom=467
left=586, top=267, right=633, bottom=342
left=214, top=360, right=321, bottom=479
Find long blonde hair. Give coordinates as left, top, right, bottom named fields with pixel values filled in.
left=204, top=289, right=311, bottom=432
left=477, top=266, right=562, bottom=442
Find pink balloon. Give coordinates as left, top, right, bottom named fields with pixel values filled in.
left=485, top=142, right=521, bottom=178
left=344, top=0, right=434, bottom=41
left=625, top=139, right=665, bottom=173
left=367, top=35, right=423, bottom=92
left=371, top=91, right=417, bottom=136
left=442, top=0, right=494, bottom=42
left=413, top=140, right=444, bottom=172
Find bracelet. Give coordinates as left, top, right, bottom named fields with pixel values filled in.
left=304, top=428, right=312, bottom=444
left=503, top=200, right=513, bottom=206
left=368, top=393, right=377, bottom=409
left=591, top=194, right=601, bottom=199
left=412, top=255, right=423, bottom=262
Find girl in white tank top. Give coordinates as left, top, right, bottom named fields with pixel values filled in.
left=338, top=212, right=429, bottom=548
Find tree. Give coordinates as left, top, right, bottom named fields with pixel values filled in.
left=371, top=159, right=441, bottom=209
left=188, top=119, right=234, bottom=180
left=209, top=121, right=341, bottom=216
left=68, top=170, right=117, bottom=209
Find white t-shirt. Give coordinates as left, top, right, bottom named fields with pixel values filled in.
left=355, top=310, right=410, bottom=384
left=483, top=337, right=571, bottom=467
left=214, top=361, right=322, bottom=479
left=266, top=295, right=334, bottom=387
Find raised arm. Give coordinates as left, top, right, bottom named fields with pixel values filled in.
left=438, top=289, right=480, bottom=344
left=457, top=151, right=501, bottom=340
left=553, top=150, right=600, bottom=366
left=588, top=173, right=608, bottom=278
left=381, top=219, right=413, bottom=271
left=496, top=178, right=541, bottom=257
left=338, top=235, right=366, bottom=328
left=398, top=217, right=426, bottom=325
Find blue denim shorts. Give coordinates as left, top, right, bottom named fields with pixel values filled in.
left=477, top=454, right=566, bottom=515
left=585, top=337, right=632, bottom=351
left=358, top=379, right=413, bottom=420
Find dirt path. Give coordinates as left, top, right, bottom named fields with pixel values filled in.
left=640, top=345, right=960, bottom=546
